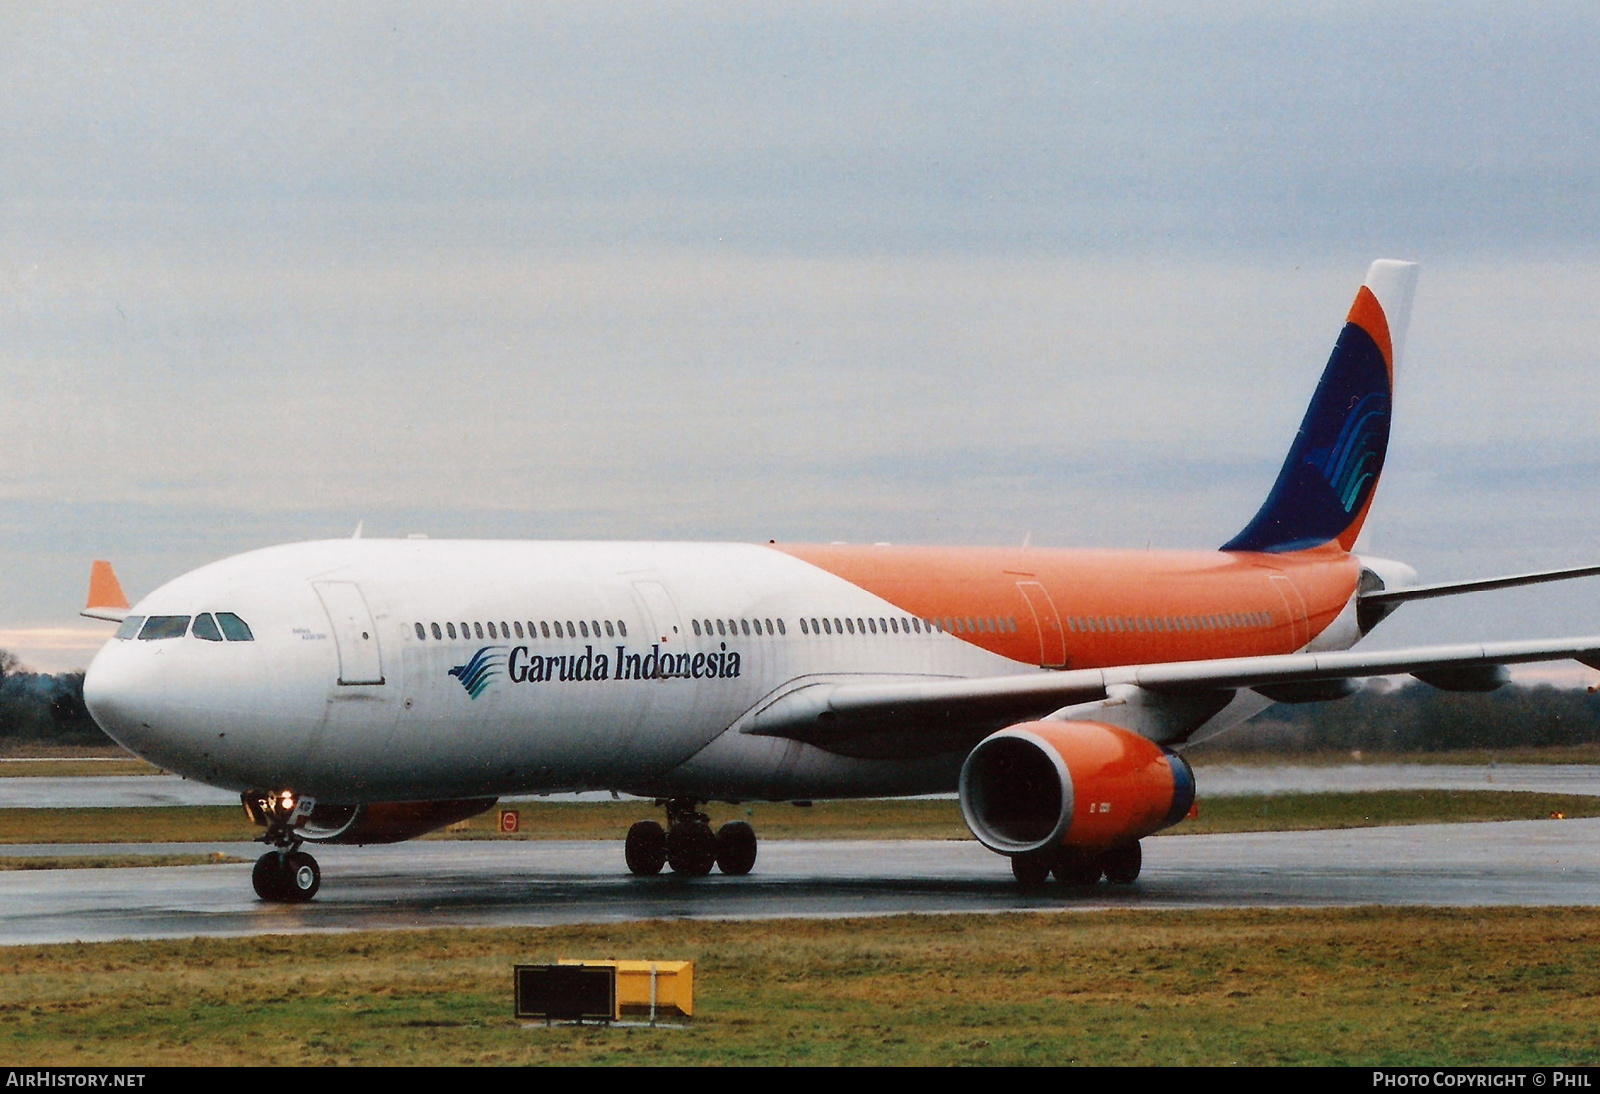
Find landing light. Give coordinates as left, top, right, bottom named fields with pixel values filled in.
left=279, top=791, right=296, bottom=812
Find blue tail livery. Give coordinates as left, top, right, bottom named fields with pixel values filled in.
left=1222, top=260, right=1418, bottom=554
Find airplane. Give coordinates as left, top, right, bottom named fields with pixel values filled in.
left=77, top=259, right=1600, bottom=903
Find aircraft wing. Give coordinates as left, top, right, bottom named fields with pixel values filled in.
left=741, top=635, right=1600, bottom=755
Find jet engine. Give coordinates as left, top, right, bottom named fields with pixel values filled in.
left=958, top=721, right=1193, bottom=855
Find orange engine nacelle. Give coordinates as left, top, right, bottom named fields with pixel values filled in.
left=291, top=798, right=498, bottom=845
left=958, top=721, right=1194, bottom=855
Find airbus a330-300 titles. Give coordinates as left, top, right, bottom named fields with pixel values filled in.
left=78, top=260, right=1600, bottom=902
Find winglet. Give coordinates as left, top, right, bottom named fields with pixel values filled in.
left=82, top=560, right=131, bottom=623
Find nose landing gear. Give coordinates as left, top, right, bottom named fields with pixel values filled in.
left=251, top=849, right=321, bottom=903
left=243, top=790, right=323, bottom=904
left=624, top=799, right=759, bottom=877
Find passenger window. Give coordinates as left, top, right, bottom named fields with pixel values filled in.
left=618, top=620, right=627, bottom=637
left=765, top=619, right=774, bottom=635
left=693, top=620, right=703, bottom=636
left=539, top=622, right=550, bottom=638
left=776, top=619, right=785, bottom=635
left=741, top=620, right=751, bottom=636
left=194, top=614, right=224, bottom=642
left=716, top=620, right=725, bottom=636
left=115, top=615, right=145, bottom=640
left=822, top=619, right=833, bottom=635
left=591, top=621, right=601, bottom=638
left=834, top=618, right=844, bottom=634
left=605, top=620, right=615, bottom=638
left=867, top=618, right=877, bottom=634
left=846, top=618, right=856, bottom=635
left=801, top=618, right=809, bottom=634
left=447, top=623, right=457, bottom=639
left=473, top=622, right=484, bottom=639
left=432, top=623, right=443, bottom=640
left=565, top=621, right=576, bottom=638
left=216, top=613, right=254, bottom=641
left=413, top=622, right=425, bottom=641
left=514, top=622, right=525, bottom=639
left=503, top=621, right=512, bottom=637
left=139, top=615, right=191, bottom=641
left=727, top=619, right=737, bottom=635
left=487, top=622, right=498, bottom=639
left=579, top=621, right=589, bottom=638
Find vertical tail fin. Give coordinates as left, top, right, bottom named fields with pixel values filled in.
left=1222, top=260, right=1418, bottom=554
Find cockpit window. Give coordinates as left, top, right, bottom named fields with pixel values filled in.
left=215, top=612, right=254, bottom=642
left=192, top=613, right=224, bottom=642
left=139, top=616, right=191, bottom=641
left=115, top=615, right=144, bottom=640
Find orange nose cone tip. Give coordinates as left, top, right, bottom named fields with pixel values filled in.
left=87, top=560, right=129, bottom=611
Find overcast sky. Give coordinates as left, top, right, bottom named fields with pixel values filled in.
left=4, top=2, right=1600, bottom=673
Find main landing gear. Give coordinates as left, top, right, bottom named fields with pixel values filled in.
left=1009, top=841, right=1142, bottom=888
left=625, top=798, right=758, bottom=877
left=246, top=790, right=322, bottom=903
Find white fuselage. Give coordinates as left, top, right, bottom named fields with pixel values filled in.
left=83, top=539, right=1030, bottom=804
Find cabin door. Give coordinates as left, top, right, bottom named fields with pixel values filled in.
left=313, top=581, right=386, bottom=685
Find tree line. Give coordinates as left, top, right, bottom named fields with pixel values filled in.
left=0, top=650, right=102, bottom=745
left=1200, top=680, right=1600, bottom=754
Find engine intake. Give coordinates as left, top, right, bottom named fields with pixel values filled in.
left=959, top=721, right=1193, bottom=855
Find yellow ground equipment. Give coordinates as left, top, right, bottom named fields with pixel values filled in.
left=559, top=959, right=694, bottom=1020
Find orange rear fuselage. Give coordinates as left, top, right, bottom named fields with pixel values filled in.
left=775, top=543, right=1361, bottom=670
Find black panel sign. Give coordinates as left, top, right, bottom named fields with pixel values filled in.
left=514, top=964, right=617, bottom=1022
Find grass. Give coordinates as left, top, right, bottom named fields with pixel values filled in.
left=1, top=791, right=1597, bottom=846
left=2, top=907, right=1599, bottom=1065
left=0, top=744, right=140, bottom=760
left=0, top=853, right=249, bottom=871
left=0, top=758, right=165, bottom=778
left=1187, top=744, right=1600, bottom=767
left=1174, top=789, right=1600, bottom=834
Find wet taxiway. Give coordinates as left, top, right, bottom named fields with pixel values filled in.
left=1, top=818, right=1597, bottom=945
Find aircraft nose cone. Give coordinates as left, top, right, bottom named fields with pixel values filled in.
left=83, top=643, right=166, bottom=757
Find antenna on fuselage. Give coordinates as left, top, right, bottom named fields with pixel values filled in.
left=352, top=520, right=364, bottom=540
